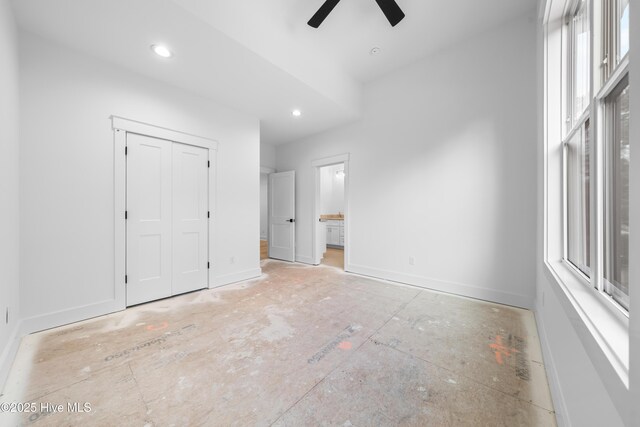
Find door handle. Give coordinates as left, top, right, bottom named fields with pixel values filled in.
left=288, top=219, right=295, bottom=223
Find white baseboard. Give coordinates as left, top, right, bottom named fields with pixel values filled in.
left=346, top=263, right=533, bottom=309
left=213, top=268, right=262, bottom=287
left=0, top=321, right=22, bottom=394
left=2, top=299, right=125, bottom=392
left=295, top=255, right=316, bottom=265
left=534, top=306, right=569, bottom=427
left=19, top=299, right=125, bottom=337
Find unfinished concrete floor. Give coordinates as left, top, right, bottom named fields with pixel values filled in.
left=1, top=260, right=556, bottom=426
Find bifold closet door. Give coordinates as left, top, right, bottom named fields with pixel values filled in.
left=126, top=133, right=173, bottom=306
left=172, top=143, right=209, bottom=295
left=127, top=134, right=209, bottom=306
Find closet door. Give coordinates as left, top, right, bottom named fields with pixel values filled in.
left=126, top=133, right=173, bottom=306
left=172, top=143, right=209, bottom=294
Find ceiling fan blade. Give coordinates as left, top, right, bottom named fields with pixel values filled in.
left=308, top=0, right=342, bottom=28
left=374, top=0, right=405, bottom=26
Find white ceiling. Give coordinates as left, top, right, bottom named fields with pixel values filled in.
left=173, top=0, right=536, bottom=83
left=11, top=0, right=536, bottom=145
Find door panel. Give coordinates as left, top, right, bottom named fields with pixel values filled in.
left=269, top=171, right=295, bottom=262
left=127, top=135, right=209, bottom=307
left=126, top=133, right=173, bottom=305
left=172, top=143, right=209, bottom=294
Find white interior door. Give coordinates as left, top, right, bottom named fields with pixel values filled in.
left=127, top=134, right=209, bottom=306
left=126, top=133, right=173, bottom=305
left=269, top=171, right=295, bottom=262
left=172, top=143, right=209, bottom=295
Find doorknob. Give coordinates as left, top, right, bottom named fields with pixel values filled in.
left=288, top=219, right=295, bottom=223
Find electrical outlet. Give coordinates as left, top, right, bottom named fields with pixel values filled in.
left=5, top=307, right=8, bottom=324
left=409, top=256, right=415, bottom=266
left=230, top=256, right=235, bottom=265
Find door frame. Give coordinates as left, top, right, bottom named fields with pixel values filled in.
left=260, top=166, right=276, bottom=258
left=112, top=116, right=218, bottom=308
left=311, top=153, right=350, bottom=269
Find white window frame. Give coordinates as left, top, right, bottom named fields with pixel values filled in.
left=562, top=116, right=591, bottom=278
left=602, top=0, right=630, bottom=79
left=562, top=0, right=594, bottom=282
left=561, top=0, right=631, bottom=315
left=562, top=1, right=593, bottom=284
left=600, top=71, right=630, bottom=311
left=542, top=0, right=631, bottom=419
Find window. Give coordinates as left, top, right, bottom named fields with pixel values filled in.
left=618, top=0, right=629, bottom=59
left=562, top=0, right=631, bottom=313
left=544, top=0, right=632, bottom=401
left=604, top=79, right=630, bottom=309
left=568, top=0, right=590, bottom=127
left=603, top=0, right=630, bottom=79
left=563, top=0, right=591, bottom=277
left=565, top=120, right=591, bottom=277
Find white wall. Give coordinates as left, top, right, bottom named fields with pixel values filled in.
left=534, top=275, right=624, bottom=426
left=0, top=0, right=21, bottom=388
left=320, top=164, right=344, bottom=215
left=276, top=12, right=538, bottom=309
left=18, top=32, right=260, bottom=327
left=261, top=141, right=276, bottom=170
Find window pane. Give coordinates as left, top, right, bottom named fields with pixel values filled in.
left=566, top=121, right=591, bottom=276
left=604, top=84, right=630, bottom=308
left=619, top=0, right=629, bottom=59
left=572, top=2, right=590, bottom=123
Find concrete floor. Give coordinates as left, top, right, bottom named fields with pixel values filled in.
left=1, top=261, right=556, bottom=426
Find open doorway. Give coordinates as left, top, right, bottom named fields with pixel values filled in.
left=319, top=164, right=345, bottom=269
left=313, top=154, right=350, bottom=270
left=260, top=167, right=275, bottom=261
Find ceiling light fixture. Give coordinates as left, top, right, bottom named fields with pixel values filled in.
left=370, top=47, right=381, bottom=55
left=292, top=109, right=302, bottom=117
left=151, top=44, right=173, bottom=58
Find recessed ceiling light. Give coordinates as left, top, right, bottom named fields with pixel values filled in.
left=292, top=109, right=302, bottom=117
left=151, top=44, right=173, bottom=58
left=370, top=47, right=381, bottom=56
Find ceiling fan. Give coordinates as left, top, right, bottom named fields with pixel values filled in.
left=308, top=0, right=405, bottom=28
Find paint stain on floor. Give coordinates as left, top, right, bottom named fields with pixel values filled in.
left=1, top=260, right=556, bottom=426
left=338, top=341, right=353, bottom=350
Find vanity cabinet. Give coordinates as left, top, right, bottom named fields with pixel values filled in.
left=326, top=220, right=344, bottom=247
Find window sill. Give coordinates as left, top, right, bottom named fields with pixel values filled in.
left=543, top=259, right=629, bottom=401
